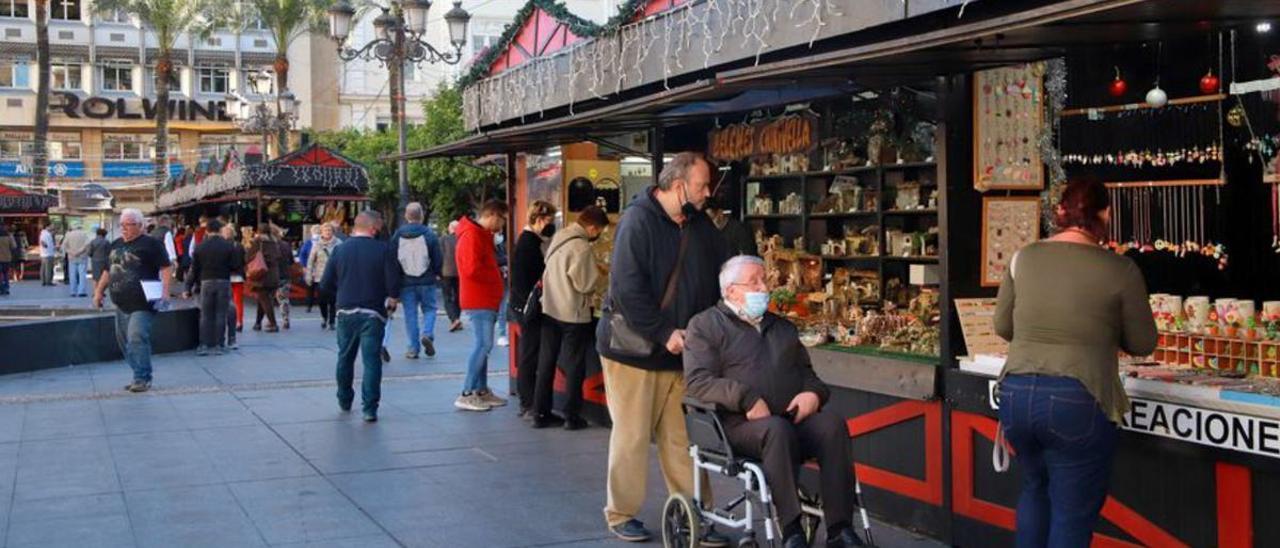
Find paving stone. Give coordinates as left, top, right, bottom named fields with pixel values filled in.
left=14, top=436, right=119, bottom=501
left=6, top=492, right=134, bottom=548
left=108, top=430, right=223, bottom=491
left=125, top=484, right=266, bottom=548
left=228, top=476, right=381, bottom=545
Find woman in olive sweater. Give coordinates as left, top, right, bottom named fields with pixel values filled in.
left=994, top=178, right=1157, bottom=547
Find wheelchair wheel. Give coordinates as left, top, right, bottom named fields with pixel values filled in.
left=736, top=536, right=758, bottom=548
left=662, top=493, right=701, bottom=548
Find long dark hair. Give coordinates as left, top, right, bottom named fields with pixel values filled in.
left=1054, top=178, right=1109, bottom=239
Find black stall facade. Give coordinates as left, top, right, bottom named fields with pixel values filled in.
left=398, top=1, right=1280, bottom=545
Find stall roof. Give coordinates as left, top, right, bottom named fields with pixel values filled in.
left=396, top=0, right=1277, bottom=160
left=156, top=144, right=371, bottom=211
left=0, top=184, right=58, bottom=215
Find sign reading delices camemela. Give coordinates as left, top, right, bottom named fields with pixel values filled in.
left=708, top=115, right=816, bottom=162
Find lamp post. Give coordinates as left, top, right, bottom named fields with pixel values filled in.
left=229, top=71, right=299, bottom=161
left=326, top=0, right=470, bottom=219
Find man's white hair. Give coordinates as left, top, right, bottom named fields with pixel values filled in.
left=719, top=255, right=764, bottom=296
left=120, top=208, right=144, bottom=225
left=405, top=202, right=425, bottom=223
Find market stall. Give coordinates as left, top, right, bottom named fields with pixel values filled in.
left=398, top=0, right=1280, bottom=544
left=0, top=183, right=57, bottom=279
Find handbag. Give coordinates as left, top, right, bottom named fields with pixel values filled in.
left=602, top=228, right=689, bottom=359
left=246, top=249, right=267, bottom=281
left=514, top=281, right=543, bottom=323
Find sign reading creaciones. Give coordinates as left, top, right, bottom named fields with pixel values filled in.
left=52, top=92, right=232, bottom=122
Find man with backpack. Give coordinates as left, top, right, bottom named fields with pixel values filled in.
left=390, top=202, right=443, bottom=359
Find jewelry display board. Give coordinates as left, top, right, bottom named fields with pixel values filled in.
left=981, top=196, right=1041, bottom=287
left=974, top=63, right=1046, bottom=191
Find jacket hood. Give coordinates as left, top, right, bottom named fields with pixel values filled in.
left=397, top=223, right=432, bottom=238
left=458, top=215, right=489, bottom=238
left=546, top=223, right=589, bottom=257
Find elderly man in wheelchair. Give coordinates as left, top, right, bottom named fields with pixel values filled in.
left=670, top=255, right=868, bottom=548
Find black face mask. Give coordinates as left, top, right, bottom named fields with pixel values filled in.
left=541, top=224, right=556, bottom=238
left=678, top=184, right=701, bottom=217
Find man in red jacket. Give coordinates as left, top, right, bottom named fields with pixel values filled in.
left=454, top=200, right=510, bottom=412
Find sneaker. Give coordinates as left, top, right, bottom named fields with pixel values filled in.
left=421, top=335, right=435, bottom=357
left=609, top=519, right=651, bottom=543
left=320, top=321, right=328, bottom=330
left=124, top=380, right=151, bottom=393
left=454, top=393, right=490, bottom=412
left=228, top=340, right=239, bottom=350
left=448, top=320, right=463, bottom=332
left=531, top=414, right=565, bottom=429
left=496, top=336, right=509, bottom=347
left=380, top=346, right=391, bottom=363
left=405, top=351, right=419, bottom=360
left=264, top=325, right=279, bottom=333
left=826, top=528, right=866, bottom=547
left=702, top=527, right=731, bottom=548
left=195, top=346, right=209, bottom=356
left=564, top=415, right=589, bottom=431
left=252, top=323, right=262, bottom=331
left=213, top=347, right=226, bottom=356
left=338, top=401, right=352, bottom=412
left=477, top=390, right=508, bottom=408
left=363, top=411, right=378, bottom=423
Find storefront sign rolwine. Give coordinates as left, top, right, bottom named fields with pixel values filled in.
left=708, top=115, right=817, bottom=161
left=53, top=92, right=232, bottom=122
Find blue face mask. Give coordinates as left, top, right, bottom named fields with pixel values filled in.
left=743, top=291, right=769, bottom=320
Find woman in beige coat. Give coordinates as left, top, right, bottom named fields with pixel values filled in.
left=532, top=206, right=611, bottom=430
left=306, top=224, right=340, bottom=329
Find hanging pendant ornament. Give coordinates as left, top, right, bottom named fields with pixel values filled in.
left=1146, top=82, right=1169, bottom=108
left=1109, top=66, right=1128, bottom=98
left=1227, top=103, right=1246, bottom=127
left=1199, top=69, right=1220, bottom=95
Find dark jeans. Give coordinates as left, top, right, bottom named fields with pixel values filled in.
left=317, top=289, right=336, bottom=326
left=535, top=318, right=593, bottom=418
left=0, top=262, right=8, bottom=294
left=254, top=288, right=278, bottom=328
left=306, top=282, right=318, bottom=310
left=724, top=409, right=854, bottom=529
left=198, top=280, right=231, bottom=348
left=515, top=313, right=543, bottom=410
left=225, top=293, right=237, bottom=345
left=114, top=309, right=156, bottom=383
left=441, top=276, right=461, bottom=322
left=335, top=312, right=386, bottom=414
left=998, top=374, right=1118, bottom=548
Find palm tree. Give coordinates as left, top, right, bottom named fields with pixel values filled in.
left=32, top=0, right=48, bottom=192
left=240, top=0, right=327, bottom=154
left=94, top=0, right=218, bottom=187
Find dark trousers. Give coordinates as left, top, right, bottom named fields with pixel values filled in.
left=999, top=374, right=1117, bottom=548
left=724, top=409, right=854, bottom=529
left=306, top=282, right=318, bottom=311
left=515, top=313, right=543, bottom=411
left=535, top=318, right=593, bottom=418
left=335, top=312, right=385, bottom=413
left=441, top=276, right=461, bottom=321
left=254, top=288, right=278, bottom=327
left=317, top=290, right=336, bottom=326
left=0, top=262, right=8, bottom=294
left=198, top=280, right=231, bottom=348
left=225, top=292, right=237, bottom=345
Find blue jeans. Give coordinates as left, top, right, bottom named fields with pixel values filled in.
left=998, top=374, right=1118, bottom=548
left=68, top=257, right=89, bottom=295
left=401, top=284, right=438, bottom=353
left=496, top=290, right=508, bottom=338
left=335, top=313, right=386, bottom=413
left=114, top=310, right=155, bottom=383
left=463, top=309, right=497, bottom=393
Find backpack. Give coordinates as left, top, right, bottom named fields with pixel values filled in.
left=397, top=234, right=431, bottom=277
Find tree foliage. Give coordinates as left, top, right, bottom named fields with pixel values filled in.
left=311, top=82, right=502, bottom=229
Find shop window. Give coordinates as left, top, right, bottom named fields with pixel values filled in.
left=241, top=69, right=274, bottom=95
left=0, top=0, right=28, bottom=18
left=0, top=139, right=32, bottom=160
left=49, top=0, right=79, bottom=21
left=198, top=66, right=229, bottom=94
left=470, top=33, right=499, bottom=59
left=103, top=140, right=144, bottom=160
left=0, top=59, right=29, bottom=89
left=101, top=8, right=129, bottom=23
left=49, top=141, right=80, bottom=160
left=50, top=62, right=81, bottom=91
left=100, top=64, right=132, bottom=92
left=148, top=66, right=181, bottom=95
left=147, top=138, right=179, bottom=160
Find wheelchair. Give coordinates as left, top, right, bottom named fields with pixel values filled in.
left=662, top=398, right=875, bottom=548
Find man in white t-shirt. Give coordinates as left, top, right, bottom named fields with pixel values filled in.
left=38, top=224, right=57, bottom=286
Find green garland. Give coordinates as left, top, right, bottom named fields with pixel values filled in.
left=456, top=0, right=655, bottom=90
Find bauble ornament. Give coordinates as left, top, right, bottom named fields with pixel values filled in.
left=1145, top=85, right=1168, bottom=108
left=1108, top=67, right=1127, bottom=97
left=1199, top=70, right=1220, bottom=94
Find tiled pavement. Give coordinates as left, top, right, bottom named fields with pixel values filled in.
left=0, top=281, right=945, bottom=547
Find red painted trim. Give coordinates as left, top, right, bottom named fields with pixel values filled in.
left=1098, top=498, right=1188, bottom=548
left=951, top=411, right=1016, bottom=529
left=845, top=401, right=944, bottom=506
left=1215, top=463, right=1253, bottom=548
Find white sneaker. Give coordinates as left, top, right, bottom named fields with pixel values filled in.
left=477, top=390, right=508, bottom=408
left=454, top=393, right=491, bottom=412
left=496, top=336, right=509, bottom=347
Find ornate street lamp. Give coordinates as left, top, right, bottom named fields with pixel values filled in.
left=228, top=70, right=299, bottom=161
left=326, top=0, right=470, bottom=220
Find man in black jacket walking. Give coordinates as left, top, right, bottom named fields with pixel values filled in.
left=596, top=152, right=729, bottom=545
left=186, top=220, right=242, bottom=356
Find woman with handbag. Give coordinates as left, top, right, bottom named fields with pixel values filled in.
left=246, top=223, right=282, bottom=332
left=510, top=200, right=557, bottom=419
left=272, top=225, right=296, bottom=330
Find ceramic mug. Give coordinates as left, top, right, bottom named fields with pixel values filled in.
left=1163, top=296, right=1184, bottom=321
left=1232, top=300, right=1256, bottom=327
left=1263, top=301, right=1280, bottom=322
left=1185, top=297, right=1210, bottom=330
left=1215, top=299, right=1237, bottom=325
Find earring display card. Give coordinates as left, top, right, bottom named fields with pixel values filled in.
left=974, top=62, right=1046, bottom=191
left=981, top=197, right=1041, bottom=287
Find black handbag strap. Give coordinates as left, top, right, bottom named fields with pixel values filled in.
left=659, top=228, right=690, bottom=311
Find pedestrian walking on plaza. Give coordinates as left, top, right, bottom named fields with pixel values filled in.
left=93, top=208, right=173, bottom=393
left=38, top=223, right=56, bottom=286
left=596, top=152, right=730, bottom=544
left=299, top=225, right=320, bottom=312
left=14, top=229, right=27, bottom=281
left=150, top=215, right=179, bottom=265
left=88, top=228, right=110, bottom=283
left=186, top=219, right=242, bottom=356
left=440, top=220, right=463, bottom=331
left=320, top=210, right=402, bottom=422
left=454, top=200, right=510, bottom=412
left=391, top=202, right=443, bottom=359
left=0, top=225, right=15, bottom=296
left=307, top=224, right=339, bottom=330
left=535, top=205, right=608, bottom=430
left=63, top=224, right=91, bottom=297
left=510, top=200, right=557, bottom=419
left=221, top=223, right=245, bottom=349
left=995, top=179, right=1157, bottom=546
left=247, top=223, right=283, bottom=332
left=273, top=225, right=296, bottom=329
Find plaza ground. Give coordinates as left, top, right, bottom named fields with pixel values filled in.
left=0, top=282, right=944, bottom=547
